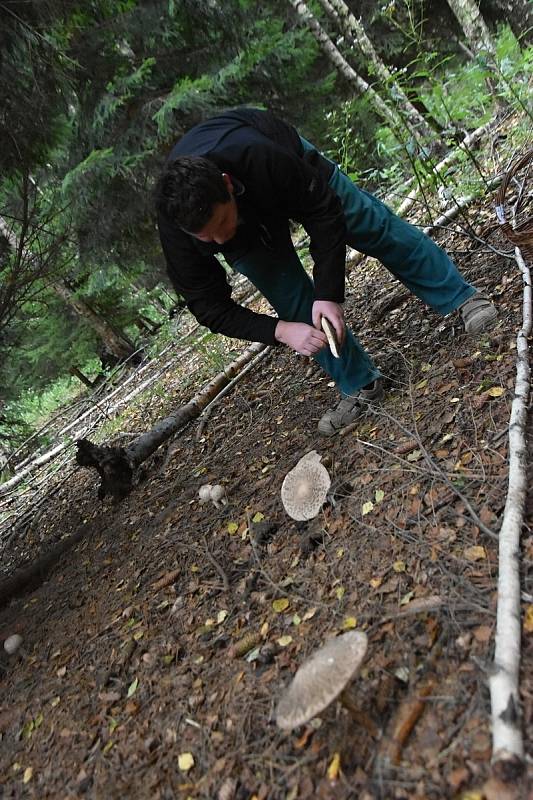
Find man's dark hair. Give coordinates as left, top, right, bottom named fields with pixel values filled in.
left=155, top=156, right=230, bottom=232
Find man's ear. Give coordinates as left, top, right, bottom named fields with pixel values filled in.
left=222, top=173, right=234, bottom=195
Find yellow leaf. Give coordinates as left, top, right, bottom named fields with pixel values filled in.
left=342, top=616, right=357, bottom=630
left=406, top=450, right=422, bottom=462
left=370, top=577, right=382, bottom=589
left=362, top=501, right=374, bottom=515
left=178, top=752, right=195, bottom=772
left=227, top=522, right=238, bottom=534
left=252, top=512, right=264, bottom=522
left=51, top=697, right=60, bottom=708
left=260, top=621, right=269, bottom=637
left=464, top=545, right=486, bottom=562
left=335, top=586, right=345, bottom=600
left=127, top=677, right=138, bottom=698
left=487, top=386, right=504, bottom=397
left=393, top=560, right=406, bottom=573
left=415, top=378, right=427, bottom=390
left=277, top=635, right=293, bottom=647
left=23, top=767, right=33, bottom=784
left=292, top=614, right=301, bottom=626
left=400, top=591, right=414, bottom=606
left=272, top=598, right=290, bottom=613
left=336, top=547, right=344, bottom=558
left=217, top=609, right=228, bottom=624
left=460, top=793, right=483, bottom=800
left=327, top=752, right=341, bottom=780
left=375, top=489, right=385, bottom=503
left=302, top=608, right=317, bottom=621
left=421, top=363, right=432, bottom=372
left=523, top=605, right=533, bottom=633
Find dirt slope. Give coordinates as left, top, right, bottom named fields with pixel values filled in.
left=0, top=208, right=531, bottom=799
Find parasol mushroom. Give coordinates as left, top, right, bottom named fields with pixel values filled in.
left=4, top=634, right=26, bottom=659
left=276, top=630, right=375, bottom=734
left=210, top=484, right=227, bottom=508
left=198, top=484, right=213, bottom=504
left=280, top=450, right=331, bottom=521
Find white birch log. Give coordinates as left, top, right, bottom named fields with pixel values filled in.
left=317, top=0, right=433, bottom=138
left=446, top=0, right=494, bottom=54
left=488, top=244, right=530, bottom=765
left=287, top=0, right=405, bottom=132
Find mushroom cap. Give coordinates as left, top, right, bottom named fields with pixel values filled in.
left=4, top=634, right=23, bottom=655
left=198, top=484, right=213, bottom=502
left=210, top=484, right=226, bottom=501
left=280, top=451, right=331, bottom=521
left=275, top=630, right=368, bottom=731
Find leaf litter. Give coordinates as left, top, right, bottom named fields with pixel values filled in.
left=0, top=201, right=532, bottom=799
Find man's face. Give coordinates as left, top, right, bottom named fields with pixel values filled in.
left=190, top=173, right=238, bottom=245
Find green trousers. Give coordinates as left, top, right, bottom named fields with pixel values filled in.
left=230, top=140, right=475, bottom=396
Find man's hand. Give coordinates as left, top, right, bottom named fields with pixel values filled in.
left=275, top=320, right=328, bottom=356
left=312, top=300, right=346, bottom=348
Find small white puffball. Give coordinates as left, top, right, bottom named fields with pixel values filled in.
left=4, top=634, right=23, bottom=655
left=198, top=484, right=213, bottom=503
left=210, top=484, right=227, bottom=508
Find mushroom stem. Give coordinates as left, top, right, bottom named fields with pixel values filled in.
left=340, top=687, right=380, bottom=739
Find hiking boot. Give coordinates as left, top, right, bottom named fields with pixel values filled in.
left=359, top=378, right=384, bottom=402
left=317, top=378, right=383, bottom=437
left=459, top=291, right=498, bottom=334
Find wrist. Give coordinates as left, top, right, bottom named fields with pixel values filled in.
left=275, top=320, right=289, bottom=344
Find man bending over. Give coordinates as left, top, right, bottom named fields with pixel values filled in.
left=155, top=107, right=497, bottom=436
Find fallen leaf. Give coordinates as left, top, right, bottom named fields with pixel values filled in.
left=127, top=678, right=139, bottom=698
left=464, top=545, right=486, bottom=562
left=227, top=522, right=238, bottom=535
left=473, top=625, right=492, bottom=643
left=327, top=752, right=341, bottom=780
left=375, top=489, right=385, bottom=503
left=362, top=501, right=374, bottom=515
left=370, top=577, right=382, bottom=589
left=252, top=512, right=264, bottom=522
left=523, top=605, right=533, bottom=634
left=272, top=598, right=289, bottom=613
left=407, top=450, right=422, bottom=462
left=23, top=767, right=33, bottom=784
left=178, top=752, right=194, bottom=772
left=335, top=586, right=345, bottom=600
left=486, top=387, right=504, bottom=397
left=217, top=610, right=228, bottom=624
left=399, top=591, right=414, bottom=606
left=302, top=608, right=317, bottom=621
left=277, top=635, right=293, bottom=647
left=342, top=617, right=357, bottom=630
left=393, top=560, right=406, bottom=573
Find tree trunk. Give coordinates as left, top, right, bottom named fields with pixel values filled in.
left=76, top=342, right=269, bottom=499
left=317, top=0, right=433, bottom=139
left=446, top=0, right=494, bottom=53
left=287, top=0, right=405, bottom=134
left=51, top=281, right=135, bottom=361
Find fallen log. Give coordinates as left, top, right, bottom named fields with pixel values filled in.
left=76, top=342, right=269, bottom=499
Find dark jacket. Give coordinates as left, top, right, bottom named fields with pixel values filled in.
left=158, top=108, right=347, bottom=345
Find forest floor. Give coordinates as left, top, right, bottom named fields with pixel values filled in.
left=0, top=190, right=532, bottom=799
